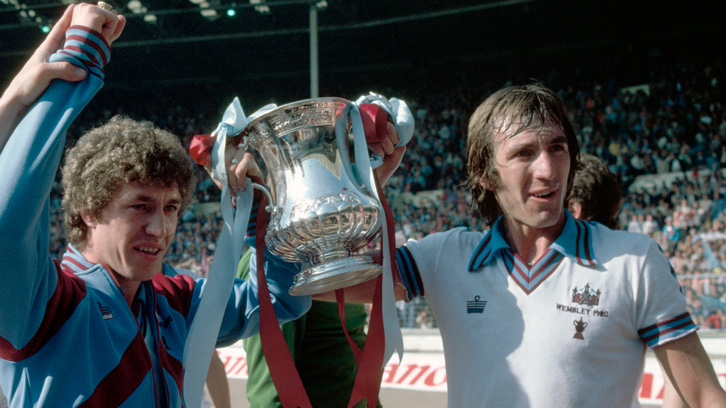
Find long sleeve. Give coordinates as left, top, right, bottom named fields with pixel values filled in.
left=211, top=194, right=310, bottom=345
left=0, top=26, right=108, bottom=349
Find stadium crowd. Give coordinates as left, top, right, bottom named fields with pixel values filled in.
left=45, top=50, right=726, bottom=330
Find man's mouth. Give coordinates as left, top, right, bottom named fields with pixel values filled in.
left=532, top=190, right=556, bottom=199
left=136, top=247, right=161, bottom=255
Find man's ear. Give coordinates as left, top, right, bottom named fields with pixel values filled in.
left=479, top=178, right=493, bottom=192
left=568, top=201, right=583, bottom=219
left=81, top=213, right=98, bottom=228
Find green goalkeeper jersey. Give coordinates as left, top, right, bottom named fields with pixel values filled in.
left=237, top=249, right=382, bottom=408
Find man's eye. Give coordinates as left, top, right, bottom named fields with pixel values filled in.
left=132, top=204, right=146, bottom=210
left=165, top=205, right=178, bottom=212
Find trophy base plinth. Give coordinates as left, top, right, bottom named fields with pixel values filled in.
left=289, top=255, right=382, bottom=296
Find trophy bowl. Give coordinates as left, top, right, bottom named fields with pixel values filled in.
left=241, top=98, right=383, bottom=295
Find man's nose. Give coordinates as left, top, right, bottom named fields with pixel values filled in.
left=533, top=152, right=556, bottom=180
left=146, top=209, right=168, bottom=236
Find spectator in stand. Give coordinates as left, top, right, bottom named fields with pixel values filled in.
left=627, top=213, right=644, bottom=234
left=642, top=213, right=659, bottom=236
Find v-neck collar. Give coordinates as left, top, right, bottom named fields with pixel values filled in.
left=467, top=211, right=599, bottom=294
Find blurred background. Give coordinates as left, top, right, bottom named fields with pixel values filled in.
left=3, top=1, right=726, bottom=406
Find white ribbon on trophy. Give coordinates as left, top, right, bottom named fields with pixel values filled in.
left=352, top=92, right=414, bottom=366
left=183, top=94, right=413, bottom=406
left=182, top=97, right=255, bottom=407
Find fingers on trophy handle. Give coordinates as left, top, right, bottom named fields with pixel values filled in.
left=251, top=183, right=275, bottom=213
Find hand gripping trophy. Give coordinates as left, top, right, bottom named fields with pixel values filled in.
left=229, top=94, right=412, bottom=295
left=184, top=94, right=411, bottom=407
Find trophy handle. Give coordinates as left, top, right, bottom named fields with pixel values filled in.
left=251, top=182, right=275, bottom=213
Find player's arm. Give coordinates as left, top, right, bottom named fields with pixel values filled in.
left=655, top=332, right=726, bottom=407
left=0, top=2, right=125, bottom=344
left=660, top=371, right=687, bottom=408
left=206, top=352, right=231, bottom=408
left=0, top=4, right=125, bottom=151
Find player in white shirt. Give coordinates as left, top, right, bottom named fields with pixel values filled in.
left=312, top=83, right=726, bottom=407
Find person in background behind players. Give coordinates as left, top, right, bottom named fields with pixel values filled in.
left=567, top=154, right=622, bottom=229
left=567, top=154, right=688, bottom=408
left=236, top=249, right=382, bottom=408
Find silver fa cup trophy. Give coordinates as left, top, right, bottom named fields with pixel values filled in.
left=241, top=97, right=383, bottom=295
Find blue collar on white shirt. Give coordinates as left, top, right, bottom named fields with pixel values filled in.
left=468, top=210, right=599, bottom=272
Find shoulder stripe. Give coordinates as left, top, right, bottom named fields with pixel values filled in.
left=0, top=261, right=86, bottom=361
left=152, top=273, right=196, bottom=318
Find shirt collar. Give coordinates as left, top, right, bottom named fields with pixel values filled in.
left=468, top=210, right=599, bottom=272
left=61, top=243, right=95, bottom=273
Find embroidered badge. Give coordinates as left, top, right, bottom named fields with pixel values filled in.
left=467, top=296, right=487, bottom=314
left=572, top=283, right=601, bottom=306
left=556, top=282, right=609, bottom=318
left=98, top=303, right=114, bottom=320
left=573, top=317, right=588, bottom=340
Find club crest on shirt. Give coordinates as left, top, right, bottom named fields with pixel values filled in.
left=572, top=283, right=600, bottom=306
left=467, top=295, right=487, bottom=314
left=555, top=282, right=610, bottom=318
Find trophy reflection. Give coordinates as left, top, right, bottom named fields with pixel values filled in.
left=241, top=98, right=382, bottom=295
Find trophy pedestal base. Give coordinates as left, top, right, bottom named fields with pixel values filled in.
left=289, top=255, right=382, bottom=296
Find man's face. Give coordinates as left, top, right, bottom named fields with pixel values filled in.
left=483, top=118, right=571, bottom=234
left=82, top=181, right=181, bottom=285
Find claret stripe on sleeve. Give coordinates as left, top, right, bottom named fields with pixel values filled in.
left=0, top=261, right=87, bottom=361
left=61, top=26, right=111, bottom=79
left=637, top=312, right=696, bottom=347
left=395, top=246, right=423, bottom=301
left=66, top=26, right=110, bottom=64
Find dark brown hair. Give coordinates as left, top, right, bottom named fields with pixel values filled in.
left=567, top=154, right=622, bottom=229
left=465, top=83, right=580, bottom=225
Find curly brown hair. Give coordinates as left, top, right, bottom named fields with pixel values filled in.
left=465, top=83, right=580, bottom=226
left=61, top=116, right=195, bottom=249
